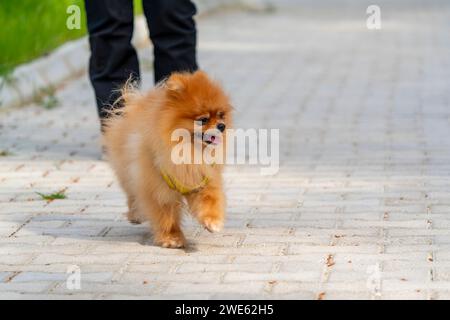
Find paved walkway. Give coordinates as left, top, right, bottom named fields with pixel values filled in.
left=2, top=0, right=450, bottom=299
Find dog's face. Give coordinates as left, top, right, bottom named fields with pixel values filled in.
left=162, top=71, right=232, bottom=147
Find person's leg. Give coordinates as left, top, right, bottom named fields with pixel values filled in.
left=84, top=0, right=140, bottom=120
left=142, top=0, right=198, bottom=84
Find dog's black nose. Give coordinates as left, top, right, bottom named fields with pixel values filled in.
left=217, top=123, right=226, bottom=132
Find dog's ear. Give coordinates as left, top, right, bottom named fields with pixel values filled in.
left=166, top=73, right=186, bottom=92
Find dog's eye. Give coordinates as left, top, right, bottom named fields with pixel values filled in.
left=196, top=117, right=209, bottom=125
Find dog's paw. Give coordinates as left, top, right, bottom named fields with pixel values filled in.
left=126, top=210, right=146, bottom=225
left=128, top=218, right=142, bottom=225
left=201, top=216, right=224, bottom=233
left=155, top=233, right=186, bottom=249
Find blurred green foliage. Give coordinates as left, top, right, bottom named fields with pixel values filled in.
left=0, top=0, right=143, bottom=76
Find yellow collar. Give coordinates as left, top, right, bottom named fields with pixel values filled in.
left=161, top=170, right=209, bottom=195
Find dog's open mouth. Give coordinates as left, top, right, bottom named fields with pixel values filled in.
left=203, top=134, right=221, bottom=145
left=193, top=130, right=222, bottom=146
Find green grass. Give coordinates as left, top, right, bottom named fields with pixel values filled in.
left=36, top=191, right=67, bottom=201
left=0, top=0, right=143, bottom=76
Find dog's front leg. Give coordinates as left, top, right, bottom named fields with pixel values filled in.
left=186, top=183, right=225, bottom=233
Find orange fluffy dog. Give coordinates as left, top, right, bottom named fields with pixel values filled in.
left=103, top=71, right=232, bottom=248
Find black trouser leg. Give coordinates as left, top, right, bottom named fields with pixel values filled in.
left=143, top=0, right=198, bottom=83
left=84, top=0, right=140, bottom=120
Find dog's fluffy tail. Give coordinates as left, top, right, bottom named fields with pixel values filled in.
left=118, top=77, right=141, bottom=107
left=102, top=76, right=141, bottom=130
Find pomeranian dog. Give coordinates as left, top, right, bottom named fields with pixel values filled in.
left=103, top=71, right=232, bottom=248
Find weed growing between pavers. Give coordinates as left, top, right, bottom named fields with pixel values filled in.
left=36, top=191, right=67, bottom=202
left=34, top=86, right=59, bottom=109
left=0, top=150, right=13, bottom=156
